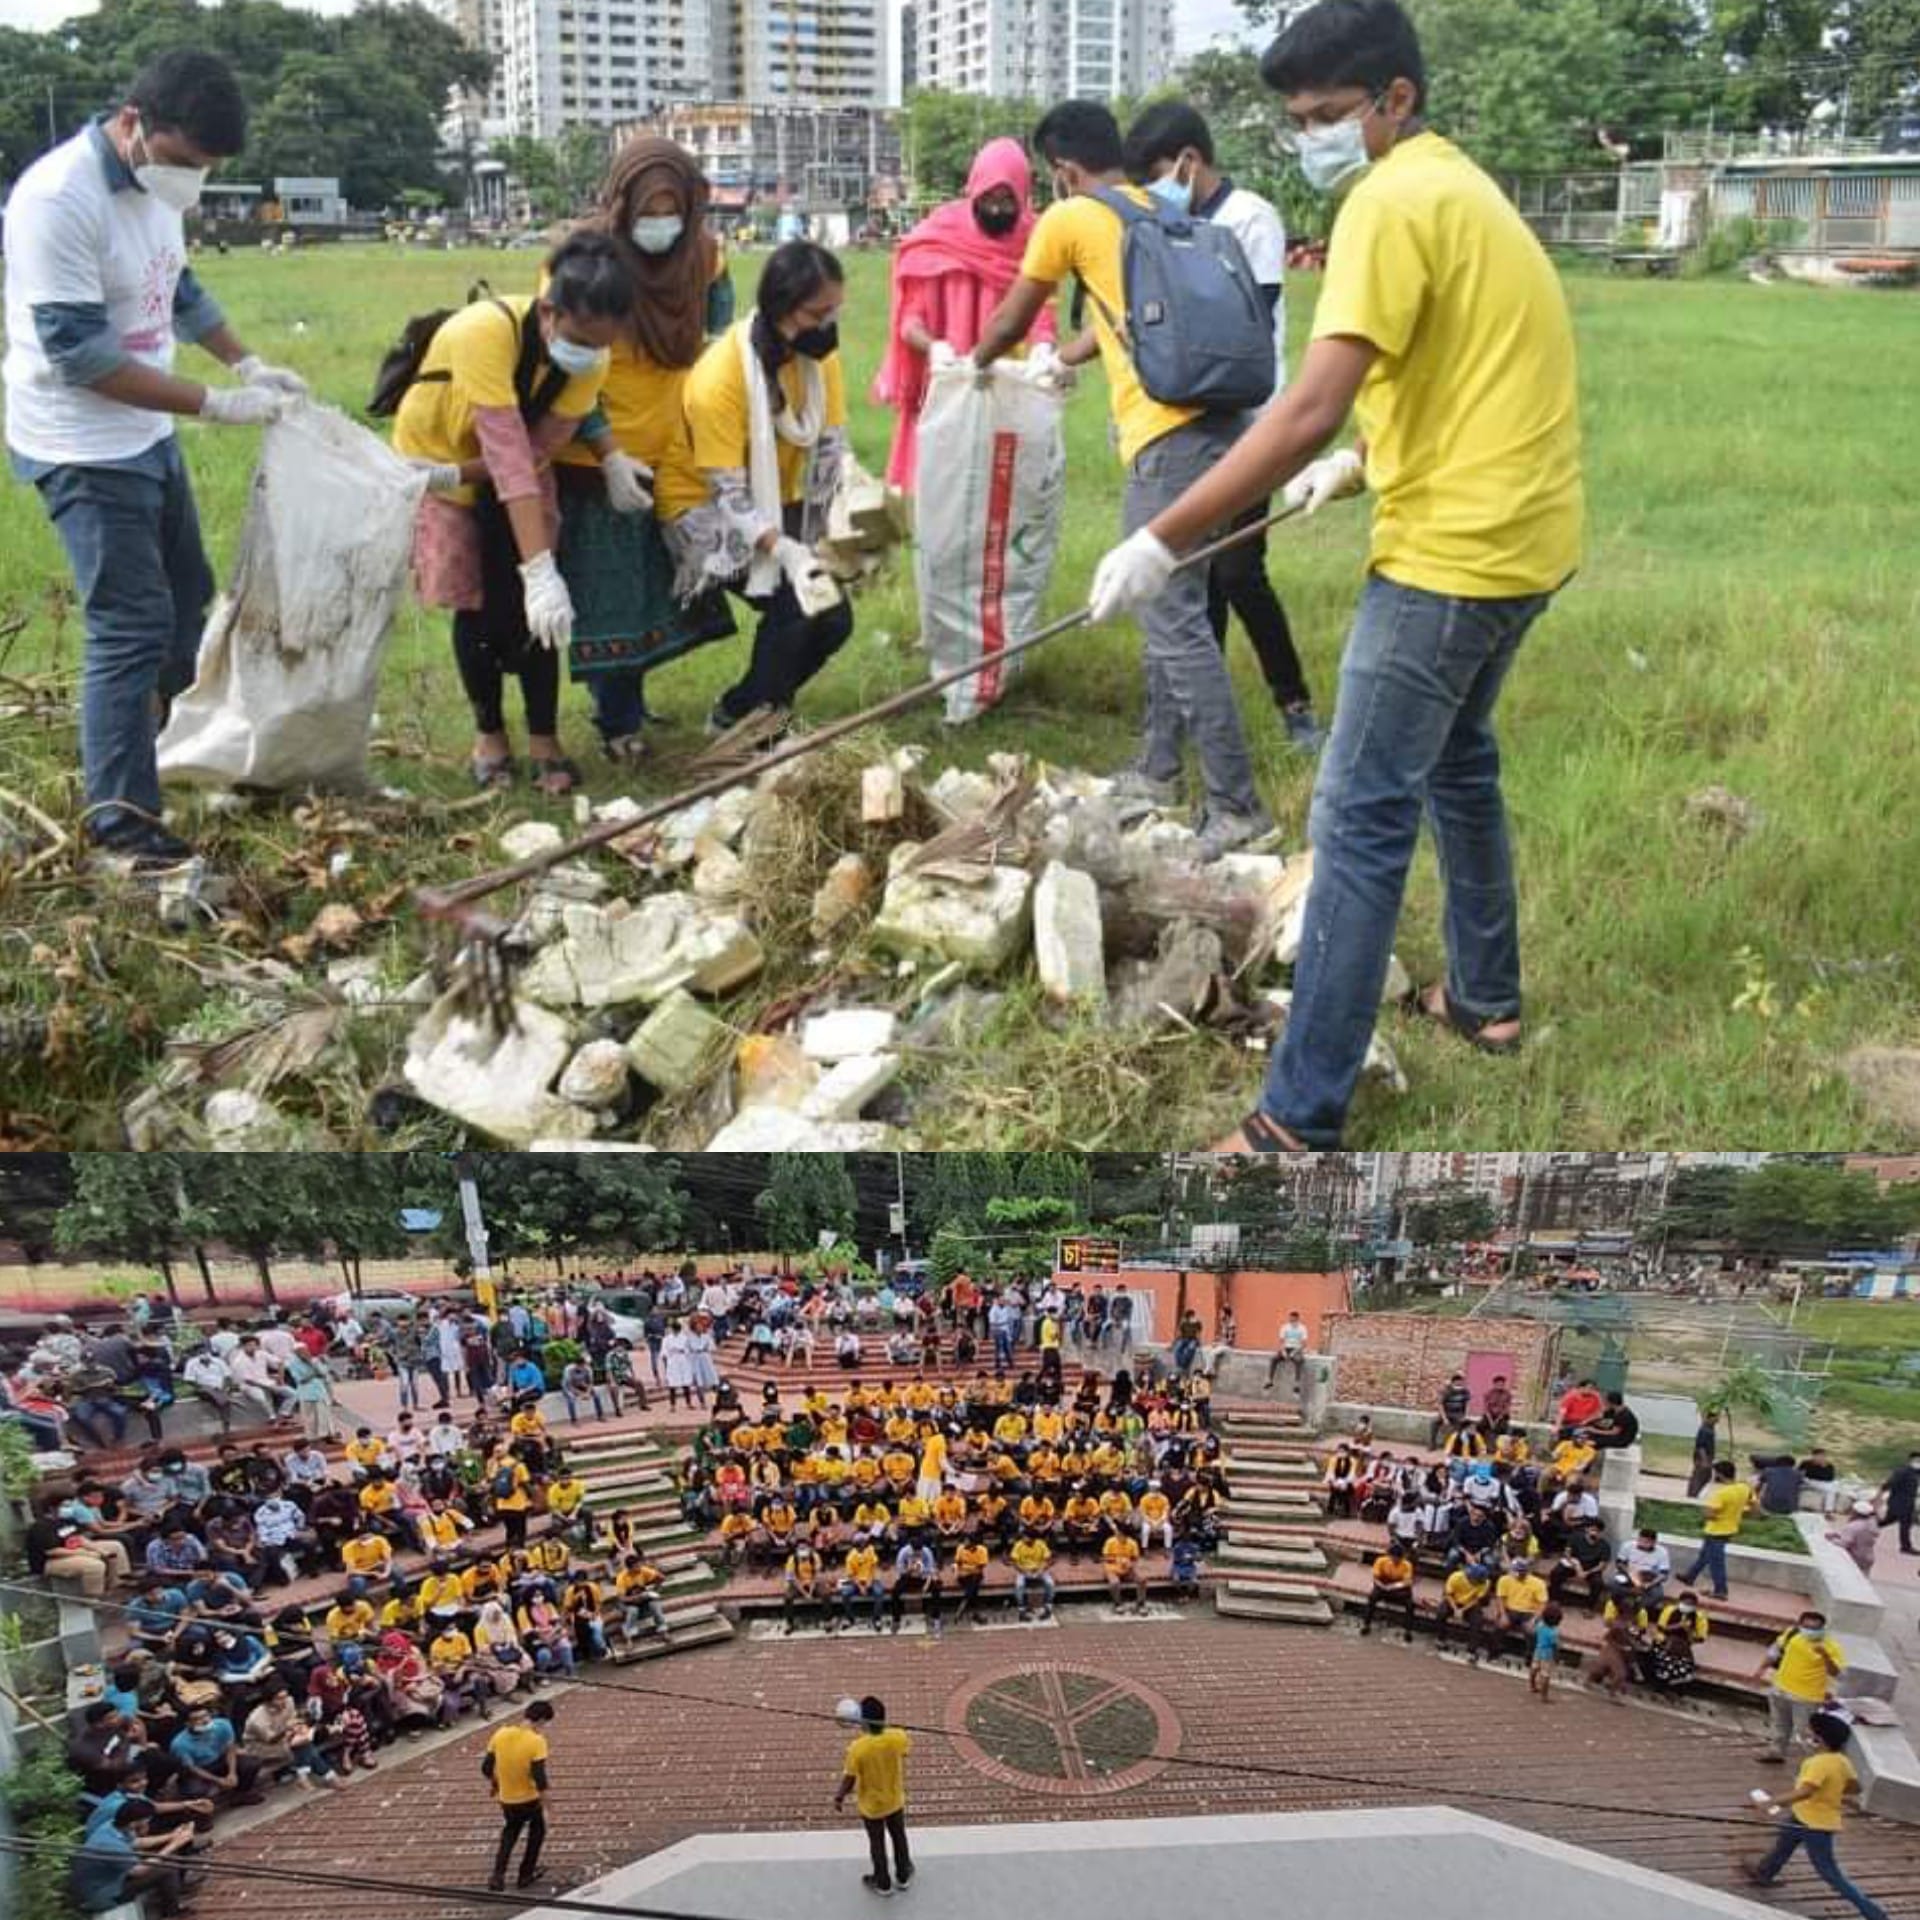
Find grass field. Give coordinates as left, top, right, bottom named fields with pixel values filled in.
left=1, top=243, right=1918, bottom=1149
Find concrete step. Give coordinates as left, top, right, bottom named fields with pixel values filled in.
left=1219, top=1411, right=1305, bottom=1435
left=576, top=1466, right=676, bottom=1494
left=1222, top=1439, right=1319, bottom=1463
left=1213, top=1581, right=1333, bottom=1626
left=1224, top=1489, right=1317, bottom=1513
left=1220, top=1520, right=1323, bottom=1548
left=1224, top=1457, right=1320, bottom=1481
left=1217, top=1540, right=1327, bottom=1573
left=609, top=1611, right=734, bottom=1662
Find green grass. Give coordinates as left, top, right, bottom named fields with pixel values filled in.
left=1636, top=1495, right=1809, bottom=1553
left=1782, top=1297, right=1920, bottom=1351
left=2, top=243, right=1918, bottom=1147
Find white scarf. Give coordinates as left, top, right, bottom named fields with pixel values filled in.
left=740, top=319, right=823, bottom=595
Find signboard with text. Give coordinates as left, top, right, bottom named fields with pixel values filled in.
left=1057, top=1236, right=1122, bottom=1274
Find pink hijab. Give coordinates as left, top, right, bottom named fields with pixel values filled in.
left=873, top=139, right=1057, bottom=486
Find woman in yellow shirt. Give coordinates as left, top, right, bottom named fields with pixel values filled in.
left=552, top=137, right=736, bottom=760
left=393, top=232, right=632, bottom=795
left=669, top=242, right=853, bottom=737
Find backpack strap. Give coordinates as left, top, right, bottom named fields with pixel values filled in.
left=1077, top=186, right=1175, bottom=362
left=496, top=297, right=570, bottom=426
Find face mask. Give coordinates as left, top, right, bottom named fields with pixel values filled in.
left=547, top=334, right=609, bottom=377
left=790, top=321, right=838, bottom=359
left=1148, top=164, right=1193, bottom=216
left=1296, top=108, right=1375, bottom=195
left=631, top=215, right=684, bottom=254
left=132, top=121, right=207, bottom=213
left=974, top=201, right=1018, bottom=237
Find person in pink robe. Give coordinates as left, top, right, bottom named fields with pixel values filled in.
left=873, top=137, right=1057, bottom=492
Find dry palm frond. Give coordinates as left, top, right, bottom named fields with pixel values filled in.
left=674, top=706, right=792, bottom=780
left=182, top=1003, right=347, bottom=1093
left=906, top=769, right=1037, bottom=875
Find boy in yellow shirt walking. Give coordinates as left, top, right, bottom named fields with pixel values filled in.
left=835, top=1695, right=913, bottom=1896
left=1089, top=0, right=1582, bottom=1150
left=1745, top=1712, right=1890, bottom=1919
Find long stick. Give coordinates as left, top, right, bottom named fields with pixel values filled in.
left=416, top=502, right=1305, bottom=922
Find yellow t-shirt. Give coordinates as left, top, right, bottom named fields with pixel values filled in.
left=326, top=1600, right=374, bottom=1640
left=1443, top=1569, right=1490, bottom=1610
left=843, top=1726, right=911, bottom=1819
left=546, top=1479, right=586, bottom=1518
left=1312, top=132, right=1583, bottom=599
left=682, top=318, right=847, bottom=507
left=1103, top=1534, right=1141, bottom=1571
left=1020, top=188, right=1200, bottom=465
left=429, top=1628, right=473, bottom=1670
left=956, top=1543, right=990, bottom=1577
left=1792, top=1749, right=1855, bottom=1832
left=487, top=1723, right=550, bottom=1805
left=1497, top=1572, right=1547, bottom=1615
left=1702, top=1480, right=1753, bottom=1537
left=1011, top=1537, right=1052, bottom=1574
left=421, top=1511, right=463, bottom=1549
left=919, top=1433, right=948, bottom=1479
left=341, top=1535, right=390, bottom=1577
left=844, top=1544, right=880, bottom=1585
left=1772, top=1629, right=1845, bottom=1702
left=392, top=295, right=605, bottom=508
left=492, top=1461, right=532, bottom=1512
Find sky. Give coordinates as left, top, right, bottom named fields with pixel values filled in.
left=2, top=0, right=1257, bottom=53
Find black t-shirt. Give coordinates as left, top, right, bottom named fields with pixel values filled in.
left=1799, top=1457, right=1837, bottom=1484
left=1567, top=1530, right=1611, bottom=1571
left=25, top=1515, right=80, bottom=1574
left=1607, top=1406, right=1641, bottom=1446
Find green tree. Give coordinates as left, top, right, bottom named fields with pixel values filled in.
left=1655, top=1165, right=1746, bottom=1242
left=553, top=122, right=611, bottom=214
left=1402, top=1183, right=1500, bottom=1249
left=251, top=49, right=441, bottom=208
left=492, top=134, right=564, bottom=217
left=1825, top=0, right=1920, bottom=126
left=756, top=1154, right=856, bottom=1254
left=54, top=1156, right=191, bottom=1304
left=188, top=1157, right=329, bottom=1304
left=902, top=89, right=1037, bottom=200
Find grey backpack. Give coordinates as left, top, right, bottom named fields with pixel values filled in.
left=1084, top=187, right=1276, bottom=412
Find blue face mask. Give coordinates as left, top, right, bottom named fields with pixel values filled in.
left=1148, top=164, right=1193, bottom=216
left=1295, top=105, right=1377, bottom=196
left=547, top=333, right=608, bottom=377
left=631, top=215, right=684, bottom=254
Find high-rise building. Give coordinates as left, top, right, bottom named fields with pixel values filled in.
left=899, top=1, right=917, bottom=97
left=497, top=0, right=719, bottom=139
left=914, top=0, right=1173, bottom=103
left=717, top=0, right=893, bottom=110
left=650, top=102, right=904, bottom=203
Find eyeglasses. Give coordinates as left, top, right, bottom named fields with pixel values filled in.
left=1273, top=91, right=1386, bottom=154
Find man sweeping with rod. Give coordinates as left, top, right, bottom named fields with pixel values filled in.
left=1090, top=0, right=1585, bottom=1152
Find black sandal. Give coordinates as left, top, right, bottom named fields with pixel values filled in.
left=1214, top=1110, right=1311, bottom=1154
left=527, top=755, right=583, bottom=796
left=470, top=754, right=515, bottom=790
left=1402, top=981, right=1522, bottom=1055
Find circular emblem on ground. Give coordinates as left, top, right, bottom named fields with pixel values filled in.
left=945, top=1662, right=1183, bottom=1797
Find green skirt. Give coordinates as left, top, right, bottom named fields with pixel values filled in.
left=555, top=468, right=736, bottom=682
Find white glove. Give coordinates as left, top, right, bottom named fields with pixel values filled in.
left=773, top=535, right=842, bottom=617
left=1281, top=447, right=1365, bottom=515
left=927, top=341, right=957, bottom=370
left=1089, top=527, right=1176, bottom=621
left=519, top=551, right=575, bottom=652
left=199, top=385, right=288, bottom=427
left=409, top=460, right=464, bottom=495
left=235, top=353, right=309, bottom=397
left=1029, top=343, right=1076, bottom=394
left=601, top=448, right=654, bottom=515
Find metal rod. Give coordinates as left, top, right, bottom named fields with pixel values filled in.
left=416, top=501, right=1306, bottom=921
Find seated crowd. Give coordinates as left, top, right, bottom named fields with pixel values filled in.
left=676, top=1365, right=1222, bottom=1631
left=1326, top=1397, right=1718, bottom=1698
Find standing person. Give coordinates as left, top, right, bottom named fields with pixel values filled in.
left=553, top=135, right=736, bottom=758
left=1091, top=0, right=1582, bottom=1149
left=1528, top=1602, right=1562, bottom=1702
left=1744, top=1712, right=1891, bottom=1919
left=975, top=102, right=1273, bottom=863
left=1687, top=1404, right=1718, bottom=1497
left=482, top=1698, right=555, bottom=1894
left=1879, top=1448, right=1919, bottom=1555
left=833, top=1695, right=913, bottom=1897
left=392, top=232, right=635, bottom=796
left=668, top=241, right=852, bottom=740
left=1759, top=1610, right=1846, bottom=1764
left=1680, top=1459, right=1752, bottom=1602
left=1122, top=101, right=1322, bottom=751
left=872, top=135, right=1059, bottom=492
left=3, top=49, right=306, bottom=868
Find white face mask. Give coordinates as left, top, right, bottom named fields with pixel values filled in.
left=1295, top=102, right=1378, bottom=196
left=132, top=120, right=208, bottom=213
left=631, top=215, right=684, bottom=254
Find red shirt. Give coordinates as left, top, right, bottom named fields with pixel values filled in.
left=1559, top=1387, right=1603, bottom=1428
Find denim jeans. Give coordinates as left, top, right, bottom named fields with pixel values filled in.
left=589, top=670, right=651, bottom=739
left=1123, top=415, right=1265, bottom=821
left=1261, top=572, right=1551, bottom=1144
left=1754, top=1820, right=1889, bottom=1920
left=1682, top=1533, right=1729, bottom=1597
left=16, top=438, right=214, bottom=839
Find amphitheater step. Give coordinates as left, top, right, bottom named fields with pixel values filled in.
left=1217, top=1540, right=1327, bottom=1573
left=1212, top=1580, right=1333, bottom=1626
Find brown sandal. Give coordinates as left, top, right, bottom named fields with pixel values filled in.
left=1402, top=981, right=1521, bottom=1055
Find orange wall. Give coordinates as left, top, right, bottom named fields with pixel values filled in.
left=1050, top=1267, right=1349, bottom=1348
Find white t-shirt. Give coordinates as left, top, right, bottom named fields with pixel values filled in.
left=1205, top=183, right=1288, bottom=395
left=2, top=124, right=188, bottom=464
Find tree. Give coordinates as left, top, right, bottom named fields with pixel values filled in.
left=491, top=135, right=564, bottom=218
left=553, top=122, right=611, bottom=215
left=1826, top=0, right=1920, bottom=128
left=755, top=1154, right=856, bottom=1254
left=188, top=1158, right=327, bottom=1304
left=55, top=1156, right=189, bottom=1303
left=1402, top=1183, right=1500, bottom=1249
left=1655, top=1165, right=1746, bottom=1243
left=252, top=49, right=442, bottom=209
left=902, top=89, right=1037, bottom=200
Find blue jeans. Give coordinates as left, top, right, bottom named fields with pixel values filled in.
left=15, top=439, right=214, bottom=840
left=1754, top=1821, right=1888, bottom=1920
left=1261, top=573, right=1551, bottom=1144
left=1682, top=1534, right=1729, bottom=1596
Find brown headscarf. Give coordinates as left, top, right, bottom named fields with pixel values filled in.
left=592, top=135, right=718, bottom=369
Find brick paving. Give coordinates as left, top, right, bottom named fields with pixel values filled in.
left=192, top=1617, right=1920, bottom=1920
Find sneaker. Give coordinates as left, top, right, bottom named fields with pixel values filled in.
left=862, top=1876, right=896, bottom=1898
left=92, top=820, right=196, bottom=871
left=1109, top=769, right=1181, bottom=819
left=1195, top=807, right=1275, bottom=862
left=487, top=1877, right=506, bottom=1894
left=897, top=1871, right=915, bottom=1891
left=1281, top=704, right=1325, bottom=754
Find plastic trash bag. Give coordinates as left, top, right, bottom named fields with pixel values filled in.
left=157, top=402, right=426, bottom=791
left=913, top=356, right=1066, bottom=726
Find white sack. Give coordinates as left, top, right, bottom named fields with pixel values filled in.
left=913, top=356, right=1066, bottom=726
left=157, top=402, right=426, bottom=791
